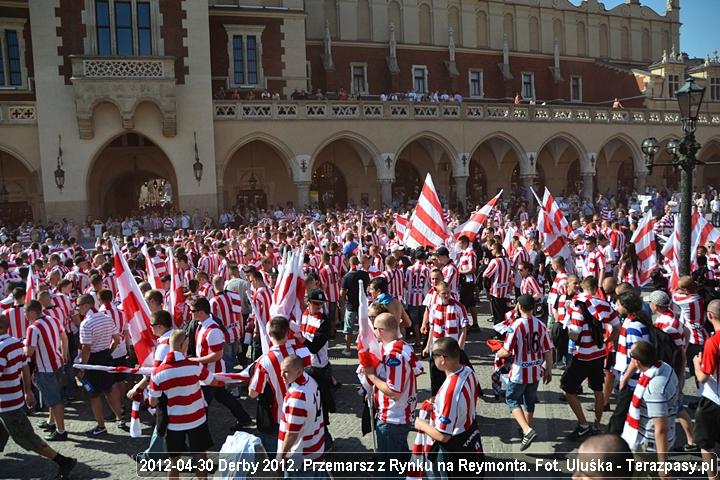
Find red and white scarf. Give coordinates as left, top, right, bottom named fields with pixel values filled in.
left=622, top=362, right=661, bottom=449
left=406, top=399, right=435, bottom=480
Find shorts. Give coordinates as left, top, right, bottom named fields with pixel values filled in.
left=0, top=409, right=47, bottom=452
left=459, top=282, right=476, bottom=308
left=165, top=422, right=213, bottom=455
left=693, top=397, right=720, bottom=450
left=604, top=351, right=617, bottom=372
left=111, top=356, right=131, bottom=383
left=35, top=370, right=64, bottom=407
left=407, top=305, right=425, bottom=327
left=560, top=356, right=605, bottom=394
left=84, top=349, right=113, bottom=397
left=505, top=381, right=540, bottom=413
left=343, top=310, right=358, bottom=335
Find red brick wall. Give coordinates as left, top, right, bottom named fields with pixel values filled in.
left=159, top=0, right=187, bottom=84
left=0, top=6, right=34, bottom=100
left=209, top=15, right=285, bottom=95
left=307, top=45, right=644, bottom=107
left=56, top=0, right=86, bottom=85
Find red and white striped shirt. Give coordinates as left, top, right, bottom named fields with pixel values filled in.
left=278, top=372, right=325, bottom=461
left=520, top=275, right=543, bottom=299
left=197, top=254, right=219, bottom=276
left=405, top=262, right=431, bottom=306
left=153, top=329, right=173, bottom=367
left=24, top=316, right=64, bottom=373
left=511, top=248, right=531, bottom=287
left=195, top=318, right=225, bottom=375
left=0, top=334, right=27, bottom=413
left=250, top=343, right=311, bottom=422
left=441, top=262, right=460, bottom=297
left=429, top=300, right=469, bottom=343
left=52, top=293, right=75, bottom=333
left=483, top=257, right=513, bottom=298
left=582, top=249, right=606, bottom=280
left=433, top=366, right=479, bottom=436
left=617, top=262, right=640, bottom=287
left=374, top=340, right=418, bottom=424
left=654, top=310, right=685, bottom=348
left=250, top=285, right=273, bottom=337
left=328, top=253, right=344, bottom=277
left=567, top=293, right=620, bottom=361
left=210, top=291, right=243, bottom=344
left=673, top=292, right=705, bottom=345
left=318, top=264, right=340, bottom=303
left=503, top=315, right=553, bottom=384
left=547, top=271, right=568, bottom=318
left=300, top=310, right=328, bottom=368
left=65, top=269, right=89, bottom=299
left=6, top=306, right=27, bottom=340
left=457, top=248, right=477, bottom=282
left=381, top=268, right=405, bottom=301
left=148, top=351, right=213, bottom=431
left=101, top=273, right=118, bottom=299
left=99, top=302, right=127, bottom=359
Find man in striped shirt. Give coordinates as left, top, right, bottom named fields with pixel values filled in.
left=405, top=250, right=431, bottom=350
left=363, top=312, right=418, bottom=458
left=24, top=300, right=68, bottom=441
left=0, top=315, right=77, bottom=478
left=435, top=247, right=459, bottom=299
left=456, top=236, right=478, bottom=328
left=277, top=354, right=325, bottom=466
left=318, top=253, right=340, bottom=335
left=672, top=276, right=705, bottom=385
left=497, top=295, right=553, bottom=451
left=148, top=330, right=215, bottom=479
left=483, top=244, right=513, bottom=327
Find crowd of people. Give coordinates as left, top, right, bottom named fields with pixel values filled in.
left=0, top=191, right=719, bottom=480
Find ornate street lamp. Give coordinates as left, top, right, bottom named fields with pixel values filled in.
left=54, top=135, right=65, bottom=191
left=642, top=77, right=719, bottom=276
left=193, top=132, right=203, bottom=182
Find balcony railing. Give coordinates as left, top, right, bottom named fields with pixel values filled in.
left=70, top=56, right=175, bottom=80
left=0, top=102, right=37, bottom=124
left=213, top=100, right=720, bottom=126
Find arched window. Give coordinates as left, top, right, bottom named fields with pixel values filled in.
left=448, top=6, right=461, bottom=46
left=357, top=0, right=371, bottom=40
left=388, top=1, right=402, bottom=41
left=476, top=11, right=488, bottom=48
left=576, top=21, right=587, bottom=56
left=641, top=28, right=651, bottom=62
left=529, top=16, right=540, bottom=52
left=324, top=0, right=338, bottom=38
left=503, top=13, right=514, bottom=50
left=419, top=3, right=432, bottom=44
left=621, top=26, right=630, bottom=59
left=599, top=24, right=609, bottom=58
left=553, top=19, right=564, bottom=54
left=662, top=30, right=670, bottom=54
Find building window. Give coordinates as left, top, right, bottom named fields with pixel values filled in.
left=711, top=77, right=720, bottom=101
left=350, top=63, right=368, bottom=95
left=668, top=74, right=680, bottom=97
left=412, top=65, right=428, bottom=93
left=570, top=76, right=582, bottom=103
left=0, top=21, right=27, bottom=88
left=468, top=69, right=483, bottom=97
left=226, top=25, right=265, bottom=88
left=90, top=0, right=157, bottom=56
left=521, top=72, right=535, bottom=100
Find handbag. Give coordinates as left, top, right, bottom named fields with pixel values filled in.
left=255, top=384, right=277, bottom=435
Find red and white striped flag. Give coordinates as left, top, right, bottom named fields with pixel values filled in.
left=25, top=270, right=37, bottom=304
left=540, top=187, right=572, bottom=236
left=165, top=247, right=185, bottom=328
left=112, top=239, right=156, bottom=367
left=395, top=214, right=409, bottom=243
left=630, top=211, right=658, bottom=287
left=356, top=279, right=382, bottom=369
left=405, top=174, right=449, bottom=249
left=270, top=249, right=306, bottom=325
left=454, top=190, right=503, bottom=242
left=532, top=187, right=571, bottom=260
left=663, top=212, right=720, bottom=290
left=141, top=245, right=162, bottom=292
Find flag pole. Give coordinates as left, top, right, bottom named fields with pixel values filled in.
left=368, top=387, right=377, bottom=454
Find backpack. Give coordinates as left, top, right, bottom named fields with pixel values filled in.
left=576, top=299, right=605, bottom=349
left=648, top=324, right=683, bottom=379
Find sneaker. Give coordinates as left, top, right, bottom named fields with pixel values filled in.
left=340, top=349, right=352, bottom=358
left=86, top=425, right=107, bottom=436
left=590, top=424, right=602, bottom=436
left=683, top=443, right=700, bottom=453
left=46, top=430, right=68, bottom=441
left=116, top=420, right=129, bottom=431
left=567, top=424, right=592, bottom=440
left=520, top=428, right=537, bottom=451
left=38, top=420, right=56, bottom=432
left=58, top=457, right=77, bottom=478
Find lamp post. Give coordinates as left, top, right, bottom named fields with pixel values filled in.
left=192, top=132, right=203, bottom=182
left=54, top=135, right=65, bottom=191
left=641, top=77, right=720, bottom=276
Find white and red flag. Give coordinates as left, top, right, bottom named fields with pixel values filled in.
left=270, top=248, right=305, bottom=325
left=356, top=279, right=382, bottom=369
left=453, top=190, right=503, bottom=242
left=141, top=245, right=162, bottom=292
left=165, top=247, right=186, bottom=328
left=663, top=212, right=720, bottom=290
left=532, top=187, right=572, bottom=261
left=25, top=270, right=37, bottom=304
left=395, top=214, right=409, bottom=244
left=629, top=211, right=658, bottom=286
left=112, top=239, right=156, bottom=367
left=540, top=187, right=572, bottom=236
left=405, top=174, right=449, bottom=249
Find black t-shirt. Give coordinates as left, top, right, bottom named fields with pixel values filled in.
left=341, top=270, right=371, bottom=312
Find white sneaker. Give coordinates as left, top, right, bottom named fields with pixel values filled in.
left=341, top=349, right=352, bottom=358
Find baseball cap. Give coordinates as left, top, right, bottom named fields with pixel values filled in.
left=435, top=247, right=450, bottom=257
left=647, top=290, right=670, bottom=308
left=307, top=289, right=327, bottom=303
left=517, top=295, right=536, bottom=311
left=391, top=244, right=403, bottom=253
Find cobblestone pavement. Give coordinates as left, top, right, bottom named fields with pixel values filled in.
left=1, top=309, right=707, bottom=480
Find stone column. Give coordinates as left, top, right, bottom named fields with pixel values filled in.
left=296, top=181, right=310, bottom=209
left=378, top=179, right=393, bottom=206
left=581, top=172, right=595, bottom=201
left=635, top=170, right=648, bottom=195
left=520, top=174, right=537, bottom=211
left=454, top=175, right=468, bottom=211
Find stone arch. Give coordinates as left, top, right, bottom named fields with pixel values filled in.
left=86, top=132, right=179, bottom=218
left=576, top=21, right=587, bottom=56
left=0, top=147, right=40, bottom=225
left=529, top=16, right=540, bottom=52
left=467, top=133, right=525, bottom=204
left=419, top=2, right=432, bottom=45
left=310, top=131, right=382, bottom=173
left=697, top=137, right=720, bottom=189
left=312, top=137, right=379, bottom=207
left=222, top=132, right=296, bottom=178
left=646, top=137, right=680, bottom=191
left=395, top=132, right=458, bottom=167
left=357, top=0, right=371, bottom=40
left=476, top=10, right=488, bottom=48
left=394, top=133, right=456, bottom=204
left=536, top=134, right=588, bottom=196
left=596, top=134, right=642, bottom=201
left=596, top=133, right=644, bottom=173
left=448, top=5, right=461, bottom=46
left=392, top=159, right=422, bottom=206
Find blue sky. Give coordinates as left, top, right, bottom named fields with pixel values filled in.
left=570, top=0, right=716, bottom=59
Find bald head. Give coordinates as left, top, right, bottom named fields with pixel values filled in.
left=708, top=299, right=720, bottom=324
left=572, top=434, right=632, bottom=480
left=374, top=312, right=398, bottom=331
left=281, top=354, right=305, bottom=385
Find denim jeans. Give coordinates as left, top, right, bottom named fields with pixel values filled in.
left=136, top=426, right=167, bottom=461
left=375, top=421, right=410, bottom=460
